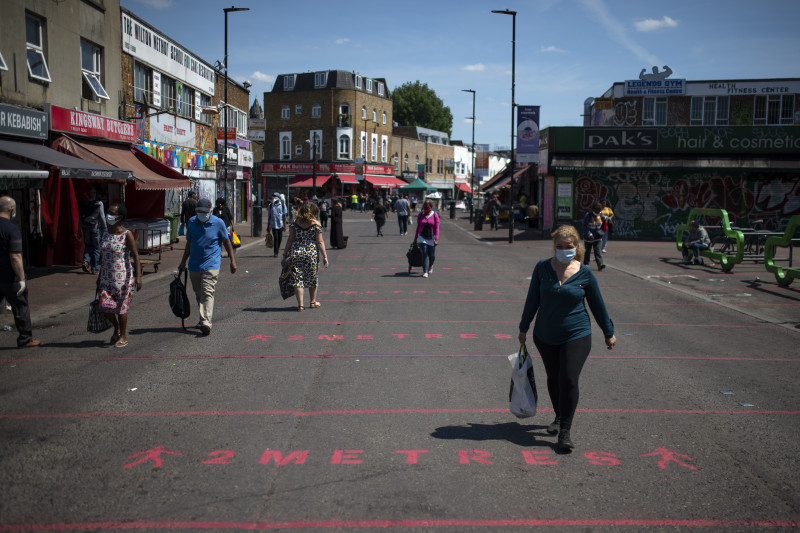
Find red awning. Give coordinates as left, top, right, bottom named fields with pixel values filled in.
left=336, top=173, right=358, bottom=184
left=364, top=175, right=407, bottom=188
left=456, top=182, right=472, bottom=193
left=289, top=174, right=332, bottom=187
left=51, top=135, right=190, bottom=190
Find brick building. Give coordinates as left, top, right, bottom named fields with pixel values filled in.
left=391, top=126, right=456, bottom=197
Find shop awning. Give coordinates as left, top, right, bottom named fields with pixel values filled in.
left=364, top=175, right=406, bottom=188
left=455, top=182, right=472, bottom=193
left=0, top=138, right=131, bottom=181
left=289, top=174, right=332, bottom=187
left=51, top=136, right=191, bottom=190
left=336, top=173, right=358, bottom=184
left=0, top=155, right=49, bottom=181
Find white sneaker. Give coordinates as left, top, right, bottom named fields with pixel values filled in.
left=422, top=272, right=428, bottom=278
left=602, top=249, right=607, bottom=253
left=428, top=268, right=433, bottom=274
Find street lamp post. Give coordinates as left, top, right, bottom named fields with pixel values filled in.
left=462, top=89, right=476, bottom=223
left=222, top=6, right=249, bottom=201
left=310, top=132, right=318, bottom=197
left=492, top=9, right=516, bottom=243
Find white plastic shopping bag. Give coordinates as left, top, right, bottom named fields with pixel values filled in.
left=508, top=344, right=538, bottom=418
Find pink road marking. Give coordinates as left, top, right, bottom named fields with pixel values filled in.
left=2, top=407, right=798, bottom=420
left=2, top=353, right=797, bottom=364
left=0, top=519, right=798, bottom=530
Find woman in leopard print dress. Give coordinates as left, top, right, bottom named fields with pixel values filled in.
left=281, top=201, right=329, bottom=311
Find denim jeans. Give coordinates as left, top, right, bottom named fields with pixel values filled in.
left=0, top=282, right=33, bottom=346
left=419, top=242, right=436, bottom=273
left=683, top=242, right=709, bottom=261
left=83, top=226, right=100, bottom=272
left=398, top=215, right=408, bottom=234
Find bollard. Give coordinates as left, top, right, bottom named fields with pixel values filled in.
left=251, top=205, right=262, bottom=237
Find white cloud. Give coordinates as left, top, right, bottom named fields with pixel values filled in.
left=579, top=0, right=660, bottom=65
left=635, top=16, right=678, bottom=32
left=462, top=63, right=486, bottom=72
left=134, top=0, right=174, bottom=9
left=251, top=71, right=275, bottom=83
left=540, top=45, right=566, bottom=53
left=335, top=38, right=351, bottom=45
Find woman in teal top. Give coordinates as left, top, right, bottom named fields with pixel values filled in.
left=518, top=224, right=616, bottom=452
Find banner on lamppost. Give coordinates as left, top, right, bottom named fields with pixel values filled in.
left=517, top=105, right=540, bottom=163
left=475, top=144, right=489, bottom=178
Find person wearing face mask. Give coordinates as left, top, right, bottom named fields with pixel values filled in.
left=178, top=197, right=237, bottom=336
left=582, top=202, right=606, bottom=271
left=413, top=199, right=440, bottom=278
left=0, top=196, right=40, bottom=348
left=79, top=188, right=107, bottom=274
left=96, top=203, right=142, bottom=348
left=518, top=224, right=615, bottom=452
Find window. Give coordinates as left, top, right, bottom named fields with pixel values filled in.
left=295, top=145, right=302, bottom=155
left=642, top=97, right=667, bottom=126
left=366, top=79, right=373, bottom=93
left=377, top=82, right=384, bottom=97
left=199, top=93, right=213, bottom=124
left=361, top=132, right=366, bottom=158
left=426, top=158, right=431, bottom=173
left=393, top=153, right=399, bottom=171
left=177, top=82, right=194, bottom=118
left=314, top=72, right=327, bottom=88
left=295, top=104, right=302, bottom=115
left=381, top=138, right=387, bottom=162
left=355, top=75, right=362, bottom=90
left=284, top=75, right=295, bottom=90
left=382, top=112, right=387, bottom=125
left=0, top=51, right=7, bottom=71
left=339, top=135, right=351, bottom=159
left=225, top=106, right=247, bottom=135
left=371, top=134, right=377, bottom=161
left=338, top=104, right=350, bottom=126
left=312, top=104, right=322, bottom=118
left=372, top=109, right=377, bottom=122
left=160, top=75, right=176, bottom=111
left=415, top=155, right=419, bottom=169
left=281, top=106, right=290, bottom=119
left=25, top=13, right=51, bottom=82
left=437, top=160, right=443, bottom=173
left=310, top=132, right=321, bottom=157
left=754, top=94, right=794, bottom=125
left=80, top=40, right=109, bottom=100
left=280, top=134, right=291, bottom=160
left=404, top=154, right=409, bottom=171
left=361, top=106, right=367, bottom=120
left=134, top=62, right=151, bottom=103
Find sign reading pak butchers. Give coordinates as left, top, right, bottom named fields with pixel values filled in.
left=49, top=105, right=137, bottom=143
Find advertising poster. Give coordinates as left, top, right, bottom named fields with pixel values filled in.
left=475, top=144, right=489, bottom=178
left=516, top=106, right=540, bottom=163
left=556, top=178, right=573, bottom=220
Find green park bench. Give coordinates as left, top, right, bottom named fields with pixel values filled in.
left=764, top=215, right=800, bottom=287
left=675, top=208, right=743, bottom=272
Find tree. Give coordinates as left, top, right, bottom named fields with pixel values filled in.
left=392, top=81, right=453, bottom=137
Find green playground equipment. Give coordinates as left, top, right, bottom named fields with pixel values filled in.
left=764, top=215, right=800, bottom=287
left=675, top=208, right=744, bottom=272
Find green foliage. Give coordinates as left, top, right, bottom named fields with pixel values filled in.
left=392, top=81, right=453, bottom=137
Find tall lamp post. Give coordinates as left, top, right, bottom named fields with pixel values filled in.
left=492, top=9, right=516, bottom=243
left=462, top=89, right=476, bottom=223
left=222, top=6, right=249, bottom=201
left=307, top=132, right=319, bottom=197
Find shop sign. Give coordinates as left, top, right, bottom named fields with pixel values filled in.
left=624, top=66, right=685, bottom=96
left=49, top=104, right=137, bottom=143
left=216, top=128, right=237, bottom=141
left=690, top=80, right=800, bottom=96
left=238, top=149, right=254, bottom=168
left=261, top=162, right=393, bottom=175
left=121, top=12, right=215, bottom=96
left=148, top=111, right=195, bottom=147
left=249, top=118, right=266, bottom=130
left=247, top=129, right=265, bottom=142
left=0, top=103, right=48, bottom=140
left=585, top=128, right=658, bottom=151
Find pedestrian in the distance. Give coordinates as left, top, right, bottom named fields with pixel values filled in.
left=266, top=192, right=286, bottom=257
left=178, top=198, right=237, bottom=336
left=319, top=197, right=329, bottom=229
left=282, top=201, right=329, bottom=311
left=180, top=191, right=197, bottom=233
left=410, top=193, right=418, bottom=213
left=413, top=199, right=439, bottom=278
left=0, top=196, right=40, bottom=348
left=329, top=198, right=345, bottom=249
left=600, top=199, right=614, bottom=253
left=394, top=194, right=410, bottom=235
left=97, top=203, right=142, bottom=348
left=80, top=187, right=107, bottom=274
left=486, top=194, right=501, bottom=231
left=518, top=224, right=615, bottom=452
left=373, top=198, right=387, bottom=237
left=213, top=197, right=234, bottom=235
left=582, top=202, right=606, bottom=271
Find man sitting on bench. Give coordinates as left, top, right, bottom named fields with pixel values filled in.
left=680, top=221, right=711, bottom=265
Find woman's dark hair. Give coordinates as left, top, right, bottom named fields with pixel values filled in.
left=110, top=203, right=127, bottom=220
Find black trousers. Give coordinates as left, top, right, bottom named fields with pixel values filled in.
left=0, top=282, right=33, bottom=346
left=272, top=228, right=284, bottom=256
left=533, top=334, right=592, bottom=431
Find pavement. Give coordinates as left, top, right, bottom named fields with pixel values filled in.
left=1, top=206, right=799, bottom=531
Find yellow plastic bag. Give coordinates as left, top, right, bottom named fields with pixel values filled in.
left=230, top=229, right=241, bottom=248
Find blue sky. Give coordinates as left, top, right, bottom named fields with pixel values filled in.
left=121, top=0, right=800, bottom=150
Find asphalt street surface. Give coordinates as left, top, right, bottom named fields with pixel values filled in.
left=1, top=211, right=799, bottom=532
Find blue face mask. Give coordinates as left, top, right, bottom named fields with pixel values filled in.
left=196, top=212, right=211, bottom=223
left=555, top=248, right=577, bottom=264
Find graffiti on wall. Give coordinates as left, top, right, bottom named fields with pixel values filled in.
left=574, top=169, right=800, bottom=239
left=614, top=102, right=637, bottom=126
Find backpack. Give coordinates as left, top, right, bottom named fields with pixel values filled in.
left=169, top=270, right=191, bottom=329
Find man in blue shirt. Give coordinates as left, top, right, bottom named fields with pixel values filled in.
left=178, top=198, right=237, bottom=336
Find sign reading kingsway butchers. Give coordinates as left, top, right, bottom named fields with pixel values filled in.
left=49, top=105, right=137, bottom=143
